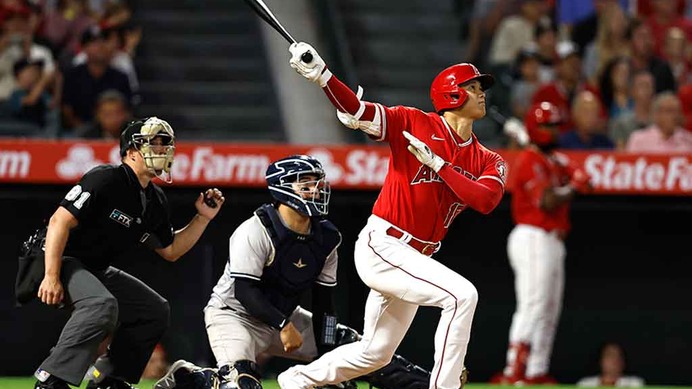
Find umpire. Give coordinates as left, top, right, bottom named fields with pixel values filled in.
left=16, top=117, right=226, bottom=389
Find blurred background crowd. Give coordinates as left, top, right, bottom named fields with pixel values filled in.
left=0, top=0, right=689, bottom=153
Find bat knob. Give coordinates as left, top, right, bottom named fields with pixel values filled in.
left=301, top=51, right=313, bottom=63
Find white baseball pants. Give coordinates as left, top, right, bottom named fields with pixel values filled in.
left=505, top=224, right=565, bottom=377
left=279, top=215, right=478, bottom=389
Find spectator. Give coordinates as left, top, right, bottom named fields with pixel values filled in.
left=582, top=1, right=630, bottom=86
left=0, top=5, right=56, bottom=102
left=559, top=90, right=614, bottom=149
left=61, top=24, right=131, bottom=131
left=628, top=17, right=677, bottom=93
left=577, top=342, right=645, bottom=387
left=488, top=0, right=547, bottom=68
left=662, top=27, right=691, bottom=86
left=569, top=0, right=619, bottom=53
left=532, top=41, right=601, bottom=133
left=6, top=57, right=50, bottom=127
left=645, top=0, right=692, bottom=58
left=626, top=91, right=692, bottom=152
left=73, top=26, right=139, bottom=102
left=39, top=0, right=96, bottom=67
left=510, top=46, right=542, bottom=120
left=598, top=56, right=632, bottom=119
left=609, top=70, right=656, bottom=149
left=462, top=0, right=510, bottom=70
left=141, top=343, right=169, bottom=381
left=533, top=17, right=558, bottom=83
left=75, top=89, right=131, bottom=139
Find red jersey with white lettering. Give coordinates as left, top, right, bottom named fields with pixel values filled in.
left=370, top=105, right=507, bottom=243
left=508, top=147, right=571, bottom=233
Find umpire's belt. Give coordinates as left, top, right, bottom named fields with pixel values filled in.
left=386, top=227, right=440, bottom=256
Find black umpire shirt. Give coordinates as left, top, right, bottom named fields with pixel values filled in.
left=60, top=163, right=174, bottom=270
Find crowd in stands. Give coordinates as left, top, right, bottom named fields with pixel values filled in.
left=462, top=0, right=692, bottom=153
left=0, top=0, right=137, bottom=138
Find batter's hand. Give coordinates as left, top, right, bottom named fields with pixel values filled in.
left=289, top=42, right=330, bottom=86
left=403, top=131, right=446, bottom=173
left=196, top=188, right=225, bottom=220
left=280, top=321, right=303, bottom=353
left=38, top=275, right=64, bottom=306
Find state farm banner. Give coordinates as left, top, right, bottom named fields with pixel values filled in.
left=0, top=139, right=690, bottom=195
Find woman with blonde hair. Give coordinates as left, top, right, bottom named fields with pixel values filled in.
left=583, top=2, right=631, bottom=86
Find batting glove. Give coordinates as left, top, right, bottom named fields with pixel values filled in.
left=403, top=131, right=446, bottom=173
left=503, top=117, right=529, bottom=146
left=289, top=42, right=331, bottom=87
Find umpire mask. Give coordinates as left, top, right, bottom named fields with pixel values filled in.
left=120, top=117, right=176, bottom=182
left=266, top=155, right=331, bottom=217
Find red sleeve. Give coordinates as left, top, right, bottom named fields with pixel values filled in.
left=437, top=166, right=504, bottom=215
left=321, top=72, right=409, bottom=142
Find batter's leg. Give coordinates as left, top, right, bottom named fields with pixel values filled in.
left=278, top=289, right=418, bottom=389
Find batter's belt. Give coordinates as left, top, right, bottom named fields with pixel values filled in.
left=385, top=227, right=440, bottom=256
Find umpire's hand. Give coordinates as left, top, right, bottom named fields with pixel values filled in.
left=38, top=275, right=64, bottom=305
left=196, top=188, right=225, bottom=220
left=280, top=322, right=303, bottom=353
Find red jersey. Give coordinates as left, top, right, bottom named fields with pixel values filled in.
left=508, top=148, right=571, bottom=234
left=370, top=105, right=507, bottom=243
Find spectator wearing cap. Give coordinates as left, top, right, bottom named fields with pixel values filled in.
left=628, top=17, right=677, bottom=93
left=6, top=57, right=51, bottom=127
left=581, top=1, right=630, bottom=86
left=510, top=46, right=542, bottom=120
left=61, top=25, right=131, bottom=131
left=533, top=17, right=558, bottom=83
left=609, top=70, right=656, bottom=150
left=72, top=26, right=139, bottom=103
left=559, top=90, right=614, bottom=149
left=75, top=89, right=131, bottom=139
left=532, top=41, right=602, bottom=133
left=626, top=92, right=692, bottom=153
left=0, top=4, right=56, bottom=102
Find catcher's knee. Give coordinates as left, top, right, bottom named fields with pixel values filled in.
left=219, top=360, right=262, bottom=389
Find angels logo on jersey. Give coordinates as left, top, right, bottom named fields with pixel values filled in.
left=496, top=161, right=507, bottom=183
left=411, top=165, right=478, bottom=185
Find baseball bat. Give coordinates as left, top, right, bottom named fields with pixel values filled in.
left=242, top=0, right=313, bottom=63
left=487, top=105, right=507, bottom=126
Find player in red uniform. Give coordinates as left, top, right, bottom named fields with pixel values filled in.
left=277, top=42, right=507, bottom=389
left=492, top=101, right=591, bottom=385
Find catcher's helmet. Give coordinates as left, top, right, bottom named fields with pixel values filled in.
left=119, top=117, right=175, bottom=178
left=266, top=155, right=330, bottom=217
left=525, top=101, right=562, bottom=146
left=430, top=63, right=494, bottom=113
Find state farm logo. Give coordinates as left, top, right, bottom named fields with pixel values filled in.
left=0, top=149, right=30, bottom=178
left=585, top=154, right=691, bottom=192
left=57, top=145, right=104, bottom=180
left=168, top=147, right=270, bottom=182
left=306, top=148, right=344, bottom=183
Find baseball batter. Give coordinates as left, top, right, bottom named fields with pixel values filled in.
left=493, top=102, right=591, bottom=384
left=278, top=42, right=507, bottom=389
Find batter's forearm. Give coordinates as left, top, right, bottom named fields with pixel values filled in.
left=437, top=165, right=504, bottom=214
left=322, top=72, right=377, bottom=120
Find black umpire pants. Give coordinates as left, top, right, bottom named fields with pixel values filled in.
left=39, top=257, right=170, bottom=385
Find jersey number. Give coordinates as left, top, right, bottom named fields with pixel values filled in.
left=64, top=185, right=91, bottom=210
left=443, top=202, right=465, bottom=229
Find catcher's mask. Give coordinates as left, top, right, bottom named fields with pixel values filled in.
left=120, top=117, right=175, bottom=183
left=265, top=155, right=331, bottom=217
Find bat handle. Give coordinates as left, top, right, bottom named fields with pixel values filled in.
left=301, top=51, right=313, bottom=63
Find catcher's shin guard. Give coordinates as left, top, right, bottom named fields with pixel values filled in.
left=219, top=360, right=262, bottom=389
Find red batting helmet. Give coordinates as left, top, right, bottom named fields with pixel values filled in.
left=525, top=101, right=562, bottom=146
left=430, top=63, right=494, bottom=113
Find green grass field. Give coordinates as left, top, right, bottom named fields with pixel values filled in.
left=2, top=378, right=691, bottom=389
